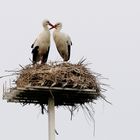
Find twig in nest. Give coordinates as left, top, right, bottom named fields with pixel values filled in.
left=19, top=64, right=25, bottom=69
left=100, top=94, right=112, bottom=105
left=5, top=70, right=20, bottom=73
left=67, top=106, right=79, bottom=120
left=62, top=82, right=68, bottom=87
left=51, top=82, right=57, bottom=87
left=0, top=74, right=16, bottom=79
left=40, top=104, right=47, bottom=114
left=29, top=58, right=33, bottom=63
left=78, top=57, right=86, bottom=64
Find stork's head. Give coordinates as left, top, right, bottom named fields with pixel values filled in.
left=42, top=19, right=54, bottom=29
left=49, top=22, right=62, bottom=30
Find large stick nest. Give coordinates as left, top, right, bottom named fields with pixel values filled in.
left=3, top=60, right=108, bottom=120
left=16, top=61, right=101, bottom=92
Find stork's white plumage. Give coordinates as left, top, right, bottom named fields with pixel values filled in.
left=31, top=19, right=54, bottom=64
left=51, top=22, right=72, bottom=61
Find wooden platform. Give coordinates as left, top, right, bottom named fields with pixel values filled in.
left=3, top=86, right=100, bottom=106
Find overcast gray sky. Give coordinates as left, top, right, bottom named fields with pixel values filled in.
left=0, top=0, right=140, bottom=140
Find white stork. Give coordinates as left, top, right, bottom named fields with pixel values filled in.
left=31, top=19, right=54, bottom=64
left=50, top=22, right=72, bottom=61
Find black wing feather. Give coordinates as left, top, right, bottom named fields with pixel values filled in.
left=41, top=47, right=50, bottom=64
left=31, top=39, right=37, bottom=48
left=67, top=44, right=71, bottom=60
left=32, top=46, right=39, bottom=64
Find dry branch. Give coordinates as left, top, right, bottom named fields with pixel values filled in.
left=16, top=62, right=101, bottom=92
left=3, top=61, right=108, bottom=121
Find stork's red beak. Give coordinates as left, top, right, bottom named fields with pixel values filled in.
left=49, top=24, right=56, bottom=30
left=48, top=22, right=55, bottom=29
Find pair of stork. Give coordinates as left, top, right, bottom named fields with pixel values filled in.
left=31, top=19, right=72, bottom=64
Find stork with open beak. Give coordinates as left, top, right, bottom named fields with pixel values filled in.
left=50, top=22, right=72, bottom=61
left=31, top=19, right=54, bottom=65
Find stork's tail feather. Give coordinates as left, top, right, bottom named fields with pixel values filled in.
left=41, top=47, right=50, bottom=64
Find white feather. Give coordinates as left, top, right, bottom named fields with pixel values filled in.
left=53, top=22, right=72, bottom=61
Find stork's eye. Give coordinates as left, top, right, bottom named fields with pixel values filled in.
left=46, top=21, right=50, bottom=24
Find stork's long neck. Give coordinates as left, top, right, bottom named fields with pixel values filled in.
left=43, top=26, right=49, bottom=31
left=53, top=29, right=60, bottom=39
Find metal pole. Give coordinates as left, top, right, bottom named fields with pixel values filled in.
left=48, top=97, right=55, bottom=140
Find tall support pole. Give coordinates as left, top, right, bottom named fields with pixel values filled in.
left=48, top=97, right=55, bottom=140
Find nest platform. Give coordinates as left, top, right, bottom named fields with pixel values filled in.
left=3, top=61, right=102, bottom=106
left=3, top=86, right=99, bottom=106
